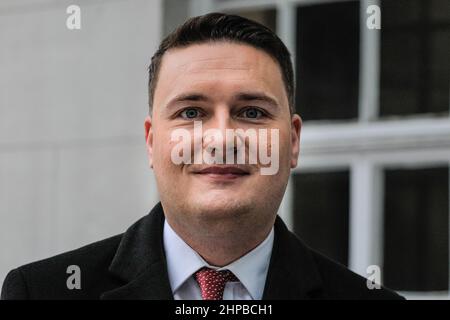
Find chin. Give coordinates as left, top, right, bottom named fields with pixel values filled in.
left=189, top=192, right=254, bottom=220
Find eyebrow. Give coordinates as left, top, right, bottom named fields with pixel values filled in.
left=234, top=92, right=279, bottom=108
left=169, top=93, right=210, bottom=104
left=166, top=91, right=279, bottom=108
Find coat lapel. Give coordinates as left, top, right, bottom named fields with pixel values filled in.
left=101, top=202, right=173, bottom=300
left=262, top=216, right=324, bottom=299
left=100, top=201, right=323, bottom=300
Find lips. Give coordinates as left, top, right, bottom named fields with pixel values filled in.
left=194, top=166, right=250, bottom=180
left=196, top=166, right=250, bottom=175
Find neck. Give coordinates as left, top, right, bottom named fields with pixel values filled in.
left=166, top=215, right=274, bottom=267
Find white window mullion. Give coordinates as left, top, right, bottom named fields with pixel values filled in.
left=276, top=0, right=296, bottom=69
left=349, top=159, right=383, bottom=277
left=276, top=0, right=296, bottom=233
left=278, top=177, right=294, bottom=231
left=359, top=0, right=380, bottom=122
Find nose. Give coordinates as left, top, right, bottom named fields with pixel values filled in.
left=201, top=105, right=241, bottom=162
left=204, top=105, right=233, bottom=132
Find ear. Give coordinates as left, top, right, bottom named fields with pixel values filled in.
left=290, top=114, right=302, bottom=168
left=144, top=115, right=154, bottom=168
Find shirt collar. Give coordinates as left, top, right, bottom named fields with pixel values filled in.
left=163, top=220, right=274, bottom=300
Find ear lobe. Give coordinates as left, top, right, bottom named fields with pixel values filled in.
left=144, top=116, right=154, bottom=168
left=290, top=114, right=302, bottom=168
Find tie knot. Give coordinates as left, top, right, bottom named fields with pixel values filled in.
left=194, top=267, right=239, bottom=300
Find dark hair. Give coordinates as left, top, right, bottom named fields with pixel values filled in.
left=148, top=12, right=295, bottom=114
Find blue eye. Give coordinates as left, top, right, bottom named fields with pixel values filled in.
left=242, top=107, right=263, bottom=119
left=180, top=108, right=200, bottom=119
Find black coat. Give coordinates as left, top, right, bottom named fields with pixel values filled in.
left=1, top=202, right=403, bottom=300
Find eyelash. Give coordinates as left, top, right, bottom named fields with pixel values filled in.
left=177, top=107, right=205, bottom=120
left=176, top=107, right=269, bottom=120
left=239, top=107, right=268, bottom=119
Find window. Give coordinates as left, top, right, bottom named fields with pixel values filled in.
left=383, top=166, right=449, bottom=292
left=296, top=1, right=360, bottom=121
left=226, top=9, right=276, bottom=32
left=193, top=0, right=450, bottom=299
left=292, top=170, right=350, bottom=266
left=379, top=0, right=450, bottom=117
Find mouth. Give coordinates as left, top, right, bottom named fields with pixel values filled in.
left=192, top=165, right=251, bottom=181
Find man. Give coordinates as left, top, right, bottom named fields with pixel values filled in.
left=1, top=13, right=403, bottom=300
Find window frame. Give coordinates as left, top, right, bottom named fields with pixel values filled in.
left=189, top=0, right=450, bottom=299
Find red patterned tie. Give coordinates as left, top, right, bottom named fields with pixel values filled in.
left=194, top=267, right=239, bottom=300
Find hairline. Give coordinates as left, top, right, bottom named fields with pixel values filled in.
left=149, top=39, right=294, bottom=116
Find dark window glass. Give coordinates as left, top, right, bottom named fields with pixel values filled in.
left=383, top=166, right=449, bottom=291
left=296, top=2, right=359, bottom=120
left=227, top=9, right=276, bottom=32
left=293, top=170, right=350, bottom=266
left=163, top=0, right=190, bottom=36
left=380, top=0, right=450, bottom=117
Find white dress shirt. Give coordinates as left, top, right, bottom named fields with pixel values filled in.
left=163, top=220, right=274, bottom=300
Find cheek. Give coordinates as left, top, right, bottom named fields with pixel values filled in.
left=270, top=128, right=291, bottom=159
left=273, top=134, right=292, bottom=178
left=152, top=132, right=177, bottom=168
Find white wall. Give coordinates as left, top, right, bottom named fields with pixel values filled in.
left=0, top=0, right=162, bottom=286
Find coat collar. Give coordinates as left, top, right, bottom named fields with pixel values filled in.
left=262, top=216, right=323, bottom=299
left=101, top=202, right=173, bottom=300
left=101, top=202, right=323, bottom=300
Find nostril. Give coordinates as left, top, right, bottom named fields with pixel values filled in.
left=206, top=145, right=217, bottom=157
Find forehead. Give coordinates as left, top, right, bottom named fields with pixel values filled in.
left=153, top=42, right=287, bottom=107
left=162, top=42, right=278, bottom=72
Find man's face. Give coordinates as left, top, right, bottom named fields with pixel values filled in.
left=145, top=42, right=301, bottom=225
